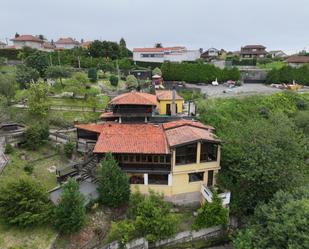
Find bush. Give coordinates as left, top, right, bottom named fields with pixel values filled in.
left=63, top=141, right=74, bottom=158
left=109, top=75, right=119, bottom=86
left=0, top=177, right=52, bottom=227
left=88, top=68, right=97, bottom=83
left=266, top=65, right=309, bottom=85
left=192, top=192, right=229, bottom=230
left=126, top=75, right=138, bottom=90
left=152, top=67, right=162, bottom=76
left=4, top=143, right=13, bottom=154
left=161, top=62, right=240, bottom=83
left=296, top=98, right=307, bottom=110
left=24, top=164, right=34, bottom=174
left=108, top=220, right=136, bottom=248
left=24, top=122, right=49, bottom=150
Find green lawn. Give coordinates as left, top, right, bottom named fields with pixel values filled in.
left=99, top=78, right=126, bottom=91
left=257, top=61, right=287, bottom=70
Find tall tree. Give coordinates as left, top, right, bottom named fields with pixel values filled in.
left=45, top=65, right=72, bottom=86
left=24, top=51, right=49, bottom=77
left=54, top=178, right=86, bottom=234
left=27, top=82, right=49, bottom=119
left=97, top=153, right=130, bottom=207
left=119, top=38, right=128, bottom=58
left=16, top=65, right=40, bottom=88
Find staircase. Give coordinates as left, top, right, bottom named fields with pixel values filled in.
left=80, top=155, right=98, bottom=183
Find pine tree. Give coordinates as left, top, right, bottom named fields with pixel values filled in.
left=97, top=153, right=130, bottom=207
left=54, top=178, right=86, bottom=234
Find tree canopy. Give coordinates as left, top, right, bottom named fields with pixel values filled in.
left=16, top=65, right=40, bottom=88
left=27, top=82, right=50, bottom=119
left=0, top=74, right=16, bottom=105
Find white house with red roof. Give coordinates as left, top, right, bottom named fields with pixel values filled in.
left=133, top=46, right=201, bottom=63
left=10, top=35, right=44, bottom=50
left=55, top=37, right=79, bottom=49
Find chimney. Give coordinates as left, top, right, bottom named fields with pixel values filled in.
left=171, top=85, right=176, bottom=116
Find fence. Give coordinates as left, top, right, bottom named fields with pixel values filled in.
left=100, top=226, right=224, bottom=249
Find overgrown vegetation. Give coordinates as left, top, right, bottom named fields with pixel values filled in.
left=266, top=65, right=309, bottom=85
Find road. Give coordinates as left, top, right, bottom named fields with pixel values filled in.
left=186, top=83, right=309, bottom=98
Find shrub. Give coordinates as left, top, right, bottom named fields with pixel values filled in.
left=24, top=164, right=34, bottom=174
left=296, top=98, right=307, bottom=110
left=24, top=122, right=49, bottom=150
left=109, top=75, right=119, bottom=86
left=88, top=68, right=97, bottom=83
left=63, top=141, right=74, bottom=158
left=152, top=67, right=162, bottom=76
left=54, top=178, right=86, bottom=234
left=0, top=177, right=52, bottom=227
left=192, top=192, right=229, bottom=230
left=108, top=220, right=136, bottom=248
left=126, top=75, right=138, bottom=90
left=97, top=153, right=130, bottom=207
left=4, top=143, right=13, bottom=154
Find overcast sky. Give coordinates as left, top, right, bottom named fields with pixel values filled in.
left=1, top=0, right=308, bottom=54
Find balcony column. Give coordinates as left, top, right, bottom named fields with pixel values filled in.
left=144, top=116, right=148, bottom=123
left=119, top=117, right=122, bottom=123
left=196, top=142, right=201, bottom=164
left=144, top=173, right=148, bottom=185
left=168, top=174, right=172, bottom=186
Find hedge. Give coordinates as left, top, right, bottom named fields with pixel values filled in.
left=161, top=62, right=240, bottom=83
left=135, top=61, right=163, bottom=70
left=0, top=49, right=19, bottom=60
left=266, top=65, right=309, bottom=85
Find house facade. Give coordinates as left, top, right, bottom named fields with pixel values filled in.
left=156, top=90, right=183, bottom=115
left=55, top=37, right=79, bottom=49
left=286, top=55, right=309, bottom=68
left=133, top=46, right=201, bottom=63
left=240, top=45, right=268, bottom=58
left=10, top=35, right=44, bottom=50
left=268, top=50, right=287, bottom=58
left=76, top=120, right=222, bottom=204
left=201, top=48, right=220, bottom=59
left=0, top=41, right=6, bottom=49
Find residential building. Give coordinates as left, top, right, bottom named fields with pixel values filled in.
left=133, top=46, right=201, bottom=63
left=268, top=50, right=287, bottom=58
left=10, top=35, right=43, bottom=50
left=156, top=90, right=183, bottom=115
left=55, top=37, right=79, bottom=49
left=201, top=48, right=220, bottom=59
left=42, top=42, right=55, bottom=52
left=240, top=45, right=268, bottom=58
left=80, top=41, right=92, bottom=49
left=100, top=91, right=185, bottom=123
left=75, top=119, right=224, bottom=204
left=0, top=41, right=6, bottom=49
left=286, top=55, right=309, bottom=68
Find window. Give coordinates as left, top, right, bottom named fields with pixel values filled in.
left=142, top=155, right=147, bottom=162
left=207, top=170, right=214, bottom=187
left=136, top=155, right=141, bottom=162
left=147, top=155, right=152, bottom=163
left=148, top=174, right=168, bottom=185
left=200, top=143, right=218, bottom=162
left=160, top=156, right=165, bottom=163
left=129, top=155, right=134, bottom=162
left=189, top=172, right=204, bottom=183
left=129, top=175, right=144, bottom=184
left=176, top=143, right=197, bottom=165
left=154, top=156, right=158, bottom=163
left=123, top=155, right=129, bottom=162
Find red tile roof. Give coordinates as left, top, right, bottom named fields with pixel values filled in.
left=110, top=92, right=157, bottom=106
left=133, top=46, right=186, bottom=53
left=286, top=55, right=309, bottom=64
left=55, top=38, right=79, bottom=45
left=76, top=123, right=169, bottom=154
left=11, top=35, right=43, bottom=43
left=100, top=112, right=114, bottom=118
left=156, top=90, right=183, bottom=101
left=76, top=119, right=219, bottom=154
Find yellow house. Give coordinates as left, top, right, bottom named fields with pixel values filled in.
left=76, top=119, right=229, bottom=205
left=156, top=90, right=184, bottom=115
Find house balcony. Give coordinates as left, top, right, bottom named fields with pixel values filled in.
left=200, top=184, right=231, bottom=207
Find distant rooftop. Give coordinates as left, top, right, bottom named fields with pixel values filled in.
left=11, top=35, right=43, bottom=43
left=133, top=46, right=186, bottom=53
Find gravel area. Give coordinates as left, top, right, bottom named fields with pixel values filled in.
left=186, top=83, right=283, bottom=98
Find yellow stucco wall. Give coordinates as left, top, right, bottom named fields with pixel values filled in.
left=129, top=143, right=221, bottom=198
left=157, top=100, right=183, bottom=115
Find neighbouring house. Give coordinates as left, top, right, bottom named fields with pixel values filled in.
left=133, top=46, right=201, bottom=63
left=268, top=50, right=287, bottom=58
left=201, top=48, right=220, bottom=59
left=286, top=55, right=309, bottom=68
left=100, top=90, right=184, bottom=123
left=80, top=41, right=92, bottom=49
left=75, top=119, right=228, bottom=205
left=0, top=41, right=6, bottom=49
left=55, top=37, right=79, bottom=49
left=10, top=35, right=44, bottom=50
left=156, top=90, right=183, bottom=115
left=41, top=42, right=55, bottom=52
left=240, top=45, right=268, bottom=58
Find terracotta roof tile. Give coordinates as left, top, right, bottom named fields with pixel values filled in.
left=156, top=90, right=183, bottom=101
left=163, top=119, right=214, bottom=131
left=55, top=38, right=79, bottom=45
left=76, top=123, right=169, bottom=154
left=110, top=92, right=157, bottom=106
left=133, top=47, right=186, bottom=53
left=286, top=55, right=309, bottom=63
left=11, top=35, right=43, bottom=43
